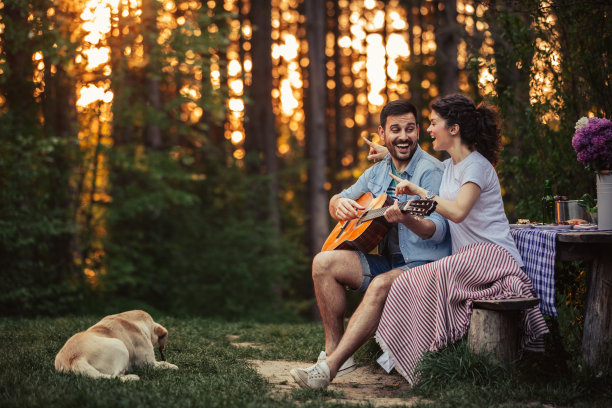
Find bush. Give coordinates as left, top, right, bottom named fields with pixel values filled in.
left=100, top=149, right=301, bottom=321
left=0, top=132, right=82, bottom=316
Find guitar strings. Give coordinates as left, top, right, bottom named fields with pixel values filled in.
left=359, top=200, right=430, bottom=222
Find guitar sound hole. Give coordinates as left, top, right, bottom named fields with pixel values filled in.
left=335, top=221, right=350, bottom=239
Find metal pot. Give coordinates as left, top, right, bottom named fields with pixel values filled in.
left=555, top=200, right=588, bottom=223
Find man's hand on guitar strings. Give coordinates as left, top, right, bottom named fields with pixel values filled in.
left=384, top=200, right=424, bottom=224
left=383, top=200, right=404, bottom=223
left=335, top=197, right=364, bottom=221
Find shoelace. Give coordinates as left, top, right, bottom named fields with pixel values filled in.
left=305, top=364, right=326, bottom=379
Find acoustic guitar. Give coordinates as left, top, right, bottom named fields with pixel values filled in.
left=321, top=193, right=437, bottom=253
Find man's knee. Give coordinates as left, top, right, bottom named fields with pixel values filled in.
left=312, top=251, right=335, bottom=281
left=312, top=251, right=362, bottom=286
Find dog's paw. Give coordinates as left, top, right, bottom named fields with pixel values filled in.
left=156, top=361, right=178, bottom=370
left=119, top=374, right=140, bottom=382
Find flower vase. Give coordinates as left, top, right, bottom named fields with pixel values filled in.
left=597, top=171, right=612, bottom=230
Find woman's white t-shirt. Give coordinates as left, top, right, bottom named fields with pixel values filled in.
left=439, top=151, right=524, bottom=267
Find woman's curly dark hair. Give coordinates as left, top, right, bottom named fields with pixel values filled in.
left=431, top=94, right=502, bottom=165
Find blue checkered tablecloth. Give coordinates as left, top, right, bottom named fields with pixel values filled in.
left=510, top=228, right=567, bottom=316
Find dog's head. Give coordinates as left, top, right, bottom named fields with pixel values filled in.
left=152, top=323, right=168, bottom=348
left=152, top=323, right=168, bottom=360
left=125, top=311, right=169, bottom=361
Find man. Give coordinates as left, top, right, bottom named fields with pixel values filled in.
left=290, top=100, right=451, bottom=389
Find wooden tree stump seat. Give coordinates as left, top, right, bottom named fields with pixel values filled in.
left=467, top=297, right=540, bottom=363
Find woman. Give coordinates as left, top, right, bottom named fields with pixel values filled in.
left=391, top=94, right=521, bottom=263
left=375, top=94, right=548, bottom=384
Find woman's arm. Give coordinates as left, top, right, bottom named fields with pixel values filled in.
left=390, top=173, right=481, bottom=224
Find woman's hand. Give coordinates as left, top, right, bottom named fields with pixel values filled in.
left=390, top=173, right=423, bottom=197
left=390, top=173, right=482, bottom=224
left=362, top=136, right=388, bottom=162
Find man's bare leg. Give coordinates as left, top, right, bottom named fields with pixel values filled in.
left=324, top=268, right=403, bottom=378
left=312, top=250, right=363, bottom=354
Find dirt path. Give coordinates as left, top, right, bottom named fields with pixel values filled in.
left=229, top=336, right=422, bottom=406
left=247, top=358, right=422, bottom=407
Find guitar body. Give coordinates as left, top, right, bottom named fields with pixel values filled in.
left=322, top=193, right=392, bottom=253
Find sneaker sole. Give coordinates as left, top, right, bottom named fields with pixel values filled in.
left=289, top=369, right=310, bottom=389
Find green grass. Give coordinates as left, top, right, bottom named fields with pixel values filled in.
left=0, top=316, right=368, bottom=408
left=0, top=314, right=610, bottom=407
left=406, top=340, right=611, bottom=408
left=402, top=300, right=612, bottom=408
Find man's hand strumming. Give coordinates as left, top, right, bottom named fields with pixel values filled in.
left=333, top=197, right=365, bottom=221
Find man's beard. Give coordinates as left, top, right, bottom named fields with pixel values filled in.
left=389, top=139, right=417, bottom=162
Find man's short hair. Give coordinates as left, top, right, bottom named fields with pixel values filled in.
left=380, top=100, right=419, bottom=128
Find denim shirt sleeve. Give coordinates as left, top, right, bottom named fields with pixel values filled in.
left=338, top=163, right=388, bottom=200
left=339, top=171, right=368, bottom=200
left=418, top=166, right=448, bottom=244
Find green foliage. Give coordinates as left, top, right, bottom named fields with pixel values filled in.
left=101, top=149, right=301, bottom=321
left=577, top=193, right=597, bottom=214
left=85, top=1, right=301, bottom=320
left=473, top=1, right=610, bottom=221
left=3, top=0, right=608, bottom=321
left=0, top=0, right=82, bottom=316
left=0, top=0, right=303, bottom=320
left=0, top=128, right=81, bottom=316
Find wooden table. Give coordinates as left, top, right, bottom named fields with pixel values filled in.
left=556, top=230, right=612, bottom=367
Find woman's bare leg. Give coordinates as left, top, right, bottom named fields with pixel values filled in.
left=324, top=268, right=403, bottom=378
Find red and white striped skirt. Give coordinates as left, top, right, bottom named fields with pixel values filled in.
left=376, top=242, right=549, bottom=384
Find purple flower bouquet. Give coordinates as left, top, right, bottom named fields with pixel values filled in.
left=572, top=117, right=612, bottom=172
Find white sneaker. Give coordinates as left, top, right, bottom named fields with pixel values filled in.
left=317, top=351, right=357, bottom=377
left=290, top=361, right=331, bottom=389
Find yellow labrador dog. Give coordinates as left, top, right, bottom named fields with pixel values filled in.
left=55, top=310, right=178, bottom=381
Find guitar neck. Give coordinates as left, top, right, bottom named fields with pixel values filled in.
left=360, top=201, right=413, bottom=222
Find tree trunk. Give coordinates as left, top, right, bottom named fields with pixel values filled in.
left=331, top=0, right=344, bottom=194
left=407, top=2, right=422, bottom=109
left=1, top=2, right=37, bottom=128
left=108, top=3, right=132, bottom=147
left=434, top=0, right=459, bottom=96
left=42, top=61, right=78, bottom=281
left=304, top=0, right=328, bottom=257
left=244, top=0, right=281, bottom=231
left=142, top=0, right=163, bottom=150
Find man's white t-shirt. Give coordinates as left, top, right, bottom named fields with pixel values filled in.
left=439, top=151, right=524, bottom=267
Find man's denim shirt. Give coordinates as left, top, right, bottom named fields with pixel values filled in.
left=339, top=145, right=451, bottom=264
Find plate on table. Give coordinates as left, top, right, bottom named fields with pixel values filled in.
left=572, top=223, right=597, bottom=230
left=509, top=224, right=534, bottom=229
left=533, top=224, right=573, bottom=230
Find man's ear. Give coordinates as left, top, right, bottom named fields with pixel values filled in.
left=378, top=125, right=385, bottom=141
